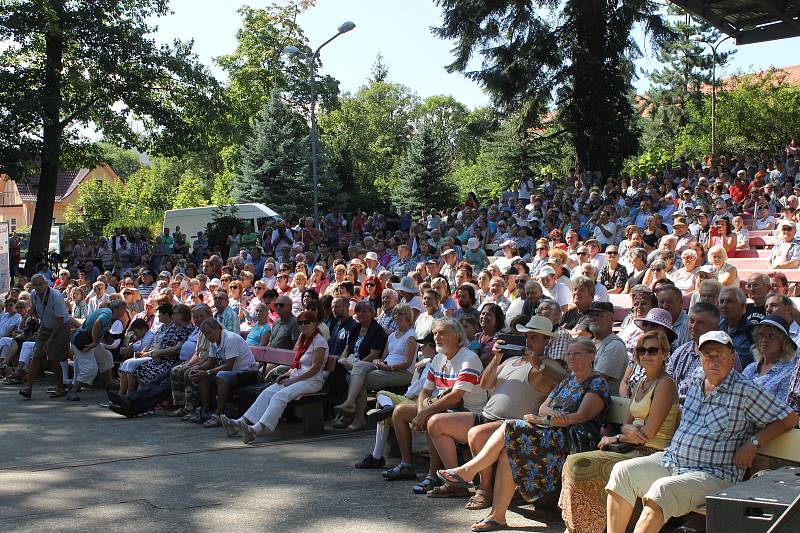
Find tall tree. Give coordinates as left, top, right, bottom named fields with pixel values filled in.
left=394, top=125, right=456, bottom=211
left=235, top=92, right=346, bottom=217
left=0, top=0, right=220, bottom=273
left=434, top=0, right=670, bottom=179
left=643, top=7, right=733, bottom=153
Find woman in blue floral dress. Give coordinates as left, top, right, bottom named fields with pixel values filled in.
left=133, top=304, right=195, bottom=385
left=437, top=338, right=609, bottom=532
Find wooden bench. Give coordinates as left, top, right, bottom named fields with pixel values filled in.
left=232, top=346, right=337, bottom=435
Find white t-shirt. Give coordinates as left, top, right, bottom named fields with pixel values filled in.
left=214, top=329, right=257, bottom=372
left=405, top=295, right=425, bottom=313
left=384, top=328, right=417, bottom=372
left=543, top=282, right=571, bottom=306
left=593, top=223, right=617, bottom=245
left=423, top=346, right=486, bottom=412
left=289, top=333, right=328, bottom=377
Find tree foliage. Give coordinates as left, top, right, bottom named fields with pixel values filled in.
left=434, top=0, right=671, bottom=179
left=394, top=125, right=456, bottom=211
left=0, top=0, right=220, bottom=273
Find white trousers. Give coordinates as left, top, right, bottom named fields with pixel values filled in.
left=72, top=344, right=113, bottom=386
left=119, top=356, right=152, bottom=373
left=19, top=341, right=36, bottom=366
left=0, top=337, right=13, bottom=361
left=243, top=375, right=324, bottom=432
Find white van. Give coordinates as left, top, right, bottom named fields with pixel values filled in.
left=162, top=203, right=281, bottom=240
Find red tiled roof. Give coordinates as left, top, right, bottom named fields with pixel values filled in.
left=16, top=169, right=91, bottom=202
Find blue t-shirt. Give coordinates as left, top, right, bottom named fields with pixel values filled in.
left=246, top=322, right=272, bottom=346
left=72, top=308, right=114, bottom=344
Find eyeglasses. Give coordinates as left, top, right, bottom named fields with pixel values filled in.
left=297, top=320, right=314, bottom=326
left=565, top=350, right=592, bottom=357
left=536, top=247, right=547, bottom=251
left=635, top=347, right=661, bottom=356
left=652, top=268, right=664, bottom=272
left=606, top=251, right=618, bottom=255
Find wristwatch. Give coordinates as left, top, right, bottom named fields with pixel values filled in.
left=751, top=436, right=761, bottom=448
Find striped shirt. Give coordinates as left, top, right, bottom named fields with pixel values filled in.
left=424, top=346, right=485, bottom=412
left=663, top=367, right=793, bottom=483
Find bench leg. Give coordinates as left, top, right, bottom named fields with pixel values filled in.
left=294, top=401, right=324, bottom=435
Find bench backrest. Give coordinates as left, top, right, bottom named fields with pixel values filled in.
left=250, top=346, right=337, bottom=372
left=606, top=395, right=800, bottom=463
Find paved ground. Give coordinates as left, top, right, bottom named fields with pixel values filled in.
left=0, top=383, right=565, bottom=532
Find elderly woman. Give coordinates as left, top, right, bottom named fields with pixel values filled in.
left=376, top=288, right=399, bottom=334
left=332, top=301, right=389, bottom=428
left=598, top=245, right=628, bottom=295
left=436, top=338, right=609, bottom=532
left=641, top=259, right=667, bottom=291
left=705, top=244, right=738, bottom=287
left=221, top=310, right=328, bottom=443
left=561, top=331, right=679, bottom=533
left=669, top=248, right=700, bottom=294
left=732, top=215, right=750, bottom=250
left=333, top=304, right=416, bottom=431
left=743, top=315, right=798, bottom=402
left=131, top=304, right=194, bottom=390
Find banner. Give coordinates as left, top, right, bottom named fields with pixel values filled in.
left=0, top=222, right=9, bottom=292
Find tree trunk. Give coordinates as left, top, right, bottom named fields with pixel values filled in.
left=25, top=1, right=64, bottom=276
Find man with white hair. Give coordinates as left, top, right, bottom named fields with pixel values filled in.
left=364, top=251, right=385, bottom=277
left=577, top=263, right=608, bottom=303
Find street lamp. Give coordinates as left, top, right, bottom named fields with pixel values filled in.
left=283, top=21, right=356, bottom=227
left=690, top=27, right=750, bottom=157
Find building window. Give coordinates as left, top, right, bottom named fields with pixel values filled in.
left=10, top=218, right=16, bottom=232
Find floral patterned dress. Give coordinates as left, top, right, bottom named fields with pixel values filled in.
left=133, top=323, right=195, bottom=383
left=504, top=374, right=609, bottom=501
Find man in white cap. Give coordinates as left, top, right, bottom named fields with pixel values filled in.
left=769, top=219, right=800, bottom=269
left=607, top=330, right=797, bottom=533
left=364, top=251, right=385, bottom=277
left=492, top=240, right=520, bottom=272
left=537, top=266, right=570, bottom=312
left=392, top=276, right=424, bottom=318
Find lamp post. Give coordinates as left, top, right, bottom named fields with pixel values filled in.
left=690, top=29, right=747, bottom=157
left=283, top=21, right=355, bottom=227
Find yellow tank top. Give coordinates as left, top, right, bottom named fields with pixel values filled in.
left=629, top=378, right=679, bottom=450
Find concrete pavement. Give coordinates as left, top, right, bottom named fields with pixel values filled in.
left=0, top=384, right=565, bottom=532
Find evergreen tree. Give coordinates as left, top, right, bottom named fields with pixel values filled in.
left=394, top=125, right=456, bottom=211
left=235, top=92, right=311, bottom=214
left=434, top=0, right=671, bottom=180
left=643, top=7, right=734, bottom=153
left=370, top=52, right=389, bottom=83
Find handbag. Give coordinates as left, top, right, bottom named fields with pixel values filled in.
left=606, top=442, right=637, bottom=454
left=567, top=423, right=601, bottom=454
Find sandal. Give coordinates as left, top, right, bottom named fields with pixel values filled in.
left=382, top=464, right=417, bottom=481
left=412, top=474, right=441, bottom=494
left=436, top=468, right=471, bottom=489
left=471, top=518, right=508, bottom=532
left=465, top=489, right=493, bottom=510
left=427, top=483, right=470, bottom=498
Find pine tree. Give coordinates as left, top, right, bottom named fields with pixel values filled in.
left=235, top=92, right=311, bottom=214
left=370, top=52, right=389, bottom=83
left=643, top=7, right=734, bottom=152
left=394, top=125, right=456, bottom=211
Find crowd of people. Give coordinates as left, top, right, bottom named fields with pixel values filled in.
left=2, top=145, right=800, bottom=531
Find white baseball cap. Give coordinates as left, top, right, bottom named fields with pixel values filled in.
left=698, top=330, right=733, bottom=350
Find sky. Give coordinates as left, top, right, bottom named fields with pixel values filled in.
left=153, top=0, right=800, bottom=109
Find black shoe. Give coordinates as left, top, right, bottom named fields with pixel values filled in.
left=365, top=406, right=394, bottom=424
left=382, top=464, right=417, bottom=481
left=108, top=403, right=136, bottom=418
left=19, top=387, right=31, bottom=399
left=355, top=454, right=386, bottom=469
left=107, top=390, right=124, bottom=405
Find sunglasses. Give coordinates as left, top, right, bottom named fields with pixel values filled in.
left=606, top=251, right=618, bottom=255
left=297, top=320, right=314, bottom=326
left=577, top=252, right=588, bottom=256
left=536, top=247, right=547, bottom=251
left=635, top=347, right=661, bottom=356
left=365, top=282, right=376, bottom=287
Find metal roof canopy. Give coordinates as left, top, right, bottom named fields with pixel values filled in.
left=671, top=0, right=800, bottom=44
